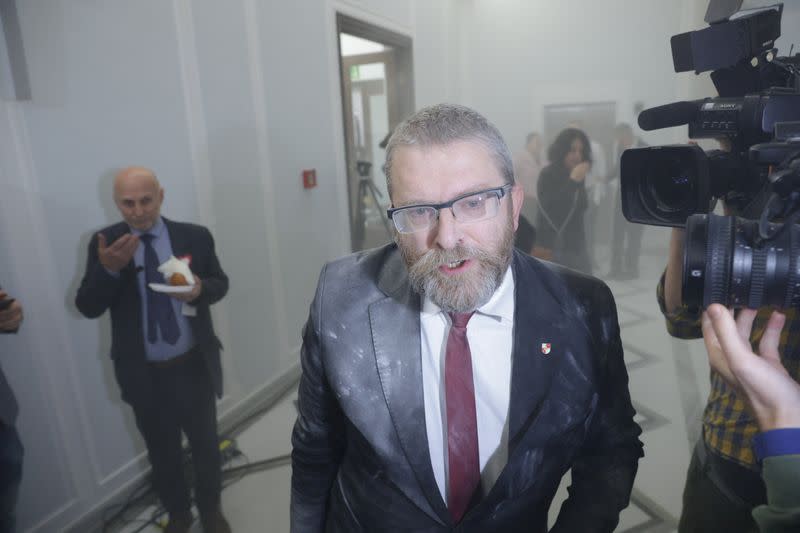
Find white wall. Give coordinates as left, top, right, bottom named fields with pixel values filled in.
left=0, top=1, right=414, bottom=531
left=418, top=0, right=701, bottom=152
left=415, top=0, right=800, bottom=149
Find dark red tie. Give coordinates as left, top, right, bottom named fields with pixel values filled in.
left=445, top=312, right=479, bottom=523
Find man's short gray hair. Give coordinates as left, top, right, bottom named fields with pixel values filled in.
left=384, top=103, right=514, bottom=197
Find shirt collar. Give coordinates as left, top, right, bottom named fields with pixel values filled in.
left=129, top=216, right=165, bottom=238
left=421, top=265, right=515, bottom=323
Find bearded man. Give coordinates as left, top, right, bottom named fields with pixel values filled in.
left=290, top=104, right=643, bottom=533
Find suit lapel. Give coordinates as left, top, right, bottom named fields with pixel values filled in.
left=472, top=254, right=577, bottom=514
left=507, top=252, right=569, bottom=447
left=370, top=250, right=450, bottom=525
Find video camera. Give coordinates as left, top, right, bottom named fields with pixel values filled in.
left=620, top=0, right=800, bottom=309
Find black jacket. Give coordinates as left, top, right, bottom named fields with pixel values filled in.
left=75, top=218, right=228, bottom=405
left=535, top=164, right=591, bottom=273
left=0, top=285, right=19, bottom=426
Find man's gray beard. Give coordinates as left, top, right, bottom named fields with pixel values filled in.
left=398, top=224, right=514, bottom=313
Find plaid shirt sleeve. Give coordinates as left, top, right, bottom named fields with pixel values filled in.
left=656, top=270, right=703, bottom=339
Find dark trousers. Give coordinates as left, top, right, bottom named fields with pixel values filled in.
left=678, top=441, right=766, bottom=533
left=0, top=422, right=22, bottom=533
left=130, top=350, right=221, bottom=516
left=610, top=191, right=643, bottom=274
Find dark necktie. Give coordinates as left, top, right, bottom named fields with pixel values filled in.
left=140, top=233, right=180, bottom=345
left=445, top=312, right=479, bottom=523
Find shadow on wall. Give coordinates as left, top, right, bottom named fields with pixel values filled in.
left=62, top=168, right=144, bottom=444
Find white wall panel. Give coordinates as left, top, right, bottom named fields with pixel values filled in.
left=0, top=0, right=416, bottom=530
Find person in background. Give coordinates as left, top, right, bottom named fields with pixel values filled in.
left=0, top=288, right=24, bottom=533
left=567, top=121, right=608, bottom=270
left=606, top=123, right=646, bottom=280
left=701, top=304, right=800, bottom=532
left=534, top=127, right=593, bottom=274
left=75, top=167, right=231, bottom=533
left=513, top=132, right=544, bottom=254
left=513, top=214, right=537, bottom=255
left=513, top=132, right=544, bottom=219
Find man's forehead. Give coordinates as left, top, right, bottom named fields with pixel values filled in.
left=399, top=137, right=498, bottom=165
left=114, top=184, right=160, bottom=204
left=117, top=188, right=156, bottom=198
left=116, top=178, right=157, bottom=191
left=394, top=142, right=499, bottom=182
left=392, top=150, right=504, bottom=206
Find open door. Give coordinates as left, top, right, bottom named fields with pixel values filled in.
left=337, top=15, right=414, bottom=251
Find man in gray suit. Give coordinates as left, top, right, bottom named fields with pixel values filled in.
left=291, top=104, right=644, bottom=532
left=0, top=287, right=24, bottom=533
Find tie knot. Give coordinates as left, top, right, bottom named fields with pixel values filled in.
left=140, top=233, right=155, bottom=244
left=449, top=312, right=474, bottom=329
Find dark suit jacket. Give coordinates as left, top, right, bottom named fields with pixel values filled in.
left=0, top=368, right=16, bottom=427
left=0, top=286, right=19, bottom=426
left=291, top=244, right=643, bottom=532
left=75, top=218, right=228, bottom=406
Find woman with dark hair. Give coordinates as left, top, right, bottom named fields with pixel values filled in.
left=534, top=127, right=593, bottom=274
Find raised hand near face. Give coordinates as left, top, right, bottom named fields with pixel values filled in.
left=97, top=233, right=140, bottom=273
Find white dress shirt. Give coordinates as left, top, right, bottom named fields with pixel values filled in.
left=420, top=266, right=515, bottom=503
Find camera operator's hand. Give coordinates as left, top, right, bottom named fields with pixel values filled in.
left=569, top=161, right=590, bottom=182
left=701, top=303, right=800, bottom=431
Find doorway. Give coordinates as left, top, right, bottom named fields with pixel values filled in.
left=337, top=14, right=414, bottom=251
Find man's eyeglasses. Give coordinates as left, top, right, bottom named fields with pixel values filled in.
left=387, top=184, right=512, bottom=234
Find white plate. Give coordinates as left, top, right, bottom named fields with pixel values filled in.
left=148, top=283, right=194, bottom=294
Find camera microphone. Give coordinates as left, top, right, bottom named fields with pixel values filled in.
left=638, top=100, right=700, bottom=131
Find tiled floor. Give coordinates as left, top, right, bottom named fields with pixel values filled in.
left=117, top=245, right=711, bottom=532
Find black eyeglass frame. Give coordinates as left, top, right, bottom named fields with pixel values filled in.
left=386, top=183, right=513, bottom=229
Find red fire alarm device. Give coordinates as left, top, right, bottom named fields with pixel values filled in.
left=302, top=169, right=317, bottom=189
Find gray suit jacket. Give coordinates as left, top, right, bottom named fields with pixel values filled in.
left=291, top=244, right=643, bottom=532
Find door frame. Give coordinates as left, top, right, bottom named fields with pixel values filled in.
left=336, top=13, right=414, bottom=251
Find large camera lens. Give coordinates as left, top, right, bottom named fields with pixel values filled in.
left=683, top=213, right=800, bottom=308
left=645, top=158, right=696, bottom=214
left=621, top=144, right=710, bottom=227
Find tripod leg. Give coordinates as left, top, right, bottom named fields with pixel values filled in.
left=366, top=182, right=392, bottom=237
left=353, top=180, right=367, bottom=250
